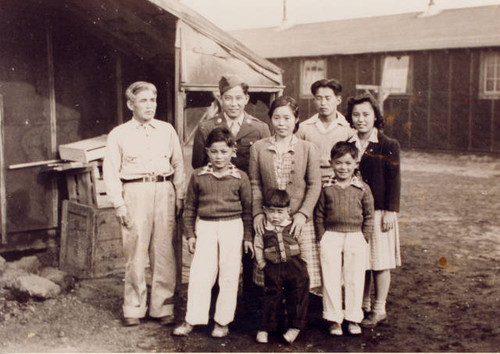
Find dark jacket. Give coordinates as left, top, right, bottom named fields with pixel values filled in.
left=192, top=112, right=271, bottom=173
left=358, top=132, right=401, bottom=212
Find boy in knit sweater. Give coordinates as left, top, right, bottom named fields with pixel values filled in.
left=173, top=127, right=253, bottom=338
left=254, top=189, right=309, bottom=344
left=315, top=141, right=374, bottom=336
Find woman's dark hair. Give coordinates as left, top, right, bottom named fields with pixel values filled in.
left=268, top=96, right=300, bottom=133
left=205, top=127, right=235, bottom=148
left=311, top=78, right=342, bottom=96
left=330, top=141, right=358, bottom=161
left=346, top=93, right=384, bottom=129
left=263, top=188, right=290, bottom=208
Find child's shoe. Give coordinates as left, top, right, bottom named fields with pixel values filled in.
left=360, top=311, right=387, bottom=328
left=283, top=328, right=300, bottom=344
left=329, top=322, right=343, bottom=336
left=347, top=322, right=362, bottom=335
left=256, top=331, right=268, bottom=343
left=211, top=323, right=229, bottom=338
left=172, top=322, right=193, bottom=336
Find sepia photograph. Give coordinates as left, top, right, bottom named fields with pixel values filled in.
left=0, top=0, right=499, bottom=352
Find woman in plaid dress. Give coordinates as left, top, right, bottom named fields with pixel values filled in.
left=249, top=96, right=322, bottom=292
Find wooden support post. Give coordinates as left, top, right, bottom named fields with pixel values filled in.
left=468, top=52, right=474, bottom=151
left=116, top=56, right=123, bottom=125
left=47, top=25, right=59, bottom=229
left=427, top=53, right=432, bottom=144
left=0, top=95, right=6, bottom=244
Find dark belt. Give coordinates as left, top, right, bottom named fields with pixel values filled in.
left=121, top=175, right=172, bottom=184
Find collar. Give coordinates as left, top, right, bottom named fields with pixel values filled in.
left=224, top=112, right=245, bottom=127
left=264, top=218, right=293, bottom=231
left=267, top=135, right=298, bottom=153
left=349, top=128, right=379, bottom=144
left=130, top=118, right=158, bottom=129
left=304, top=112, right=350, bottom=128
left=323, top=174, right=365, bottom=190
left=198, top=162, right=241, bottom=179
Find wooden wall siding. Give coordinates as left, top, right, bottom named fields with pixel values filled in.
left=274, top=48, right=499, bottom=153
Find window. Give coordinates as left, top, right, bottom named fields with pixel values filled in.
left=381, top=55, right=410, bottom=98
left=480, top=51, right=500, bottom=99
left=300, top=59, right=327, bottom=97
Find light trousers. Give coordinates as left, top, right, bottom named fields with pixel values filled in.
left=121, top=181, right=177, bottom=318
left=185, top=218, right=243, bottom=326
left=320, top=231, right=367, bottom=323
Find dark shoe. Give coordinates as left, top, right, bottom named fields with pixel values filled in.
left=123, top=317, right=140, bottom=326
left=159, top=315, right=175, bottom=326
left=360, top=312, right=387, bottom=328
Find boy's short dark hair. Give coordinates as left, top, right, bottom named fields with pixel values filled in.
left=330, top=141, right=358, bottom=161
left=205, top=127, right=235, bottom=148
left=263, top=188, right=290, bottom=208
left=311, top=78, right=342, bottom=96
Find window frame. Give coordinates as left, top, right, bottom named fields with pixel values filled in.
left=380, top=54, right=412, bottom=98
left=479, top=51, right=500, bottom=99
left=300, top=58, right=327, bottom=98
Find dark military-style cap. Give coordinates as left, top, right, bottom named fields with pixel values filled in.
left=219, top=74, right=247, bottom=95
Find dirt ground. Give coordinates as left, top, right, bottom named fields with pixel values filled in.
left=1, top=150, right=499, bottom=353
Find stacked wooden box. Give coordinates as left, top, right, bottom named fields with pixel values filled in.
left=58, top=135, right=124, bottom=278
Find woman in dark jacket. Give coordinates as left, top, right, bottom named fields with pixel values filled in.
left=346, top=93, right=401, bottom=328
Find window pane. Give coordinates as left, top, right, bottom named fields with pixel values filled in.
left=486, top=79, right=494, bottom=92
left=301, top=59, right=326, bottom=96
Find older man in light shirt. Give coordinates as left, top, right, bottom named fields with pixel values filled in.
left=103, top=81, right=185, bottom=327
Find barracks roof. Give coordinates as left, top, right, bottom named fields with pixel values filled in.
left=230, top=5, right=500, bottom=58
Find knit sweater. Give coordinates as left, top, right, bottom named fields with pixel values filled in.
left=183, top=165, right=252, bottom=241
left=254, top=221, right=300, bottom=270
left=314, top=176, right=374, bottom=241
left=249, top=136, right=321, bottom=219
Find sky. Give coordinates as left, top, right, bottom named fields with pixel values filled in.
left=180, top=0, right=500, bottom=30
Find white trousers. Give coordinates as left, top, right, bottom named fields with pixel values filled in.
left=320, top=231, right=367, bottom=323
left=121, top=181, right=177, bottom=318
left=185, top=218, right=243, bottom=326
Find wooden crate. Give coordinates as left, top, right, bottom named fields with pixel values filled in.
left=59, top=135, right=107, bottom=163
left=65, top=161, right=113, bottom=209
left=59, top=200, right=123, bottom=278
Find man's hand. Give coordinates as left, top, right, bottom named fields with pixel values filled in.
left=253, top=214, right=265, bottom=236
left=290, top=213, right=307, bottom=237
left=115, top=205, right=131, bottom=228
left=188, top=237, right=196, bottom=254
left=243, top=240, right=254, bottom=259
left=175, top=199, right=184, bottom=218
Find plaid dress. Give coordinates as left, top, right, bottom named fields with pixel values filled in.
left=253, top=137, right=322, bottom=291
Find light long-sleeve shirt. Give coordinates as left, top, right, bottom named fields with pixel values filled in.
left=103, top=118, right=185, bottom=208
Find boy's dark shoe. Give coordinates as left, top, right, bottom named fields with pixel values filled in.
left=123, top=317, right=140, bottom=327
left=159, top=315, right=175, bottom=326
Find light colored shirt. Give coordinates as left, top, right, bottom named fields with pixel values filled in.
left=296, top=112, right=356, bottom=169
left=268, top=135, right=297, bottom=190
left=103, top=118, right=185, bottom=208
left=350, top=128, right=379, bottom=161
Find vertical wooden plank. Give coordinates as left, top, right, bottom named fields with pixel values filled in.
left=46, top=25, right=59, bottom=229
left=116, top=56, right=123, bottom=125
left=0, top=95, right=6, bottom=244
left=447, top=54, right=453, bottom=149
left=468, top=52, right=474, bottom=151
left=491, top=100, right=495, bottom=152
left=427, top=53, right=432, bottom=143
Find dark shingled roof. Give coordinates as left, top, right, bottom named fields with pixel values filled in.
left=230, top=5, right=500, bottom=58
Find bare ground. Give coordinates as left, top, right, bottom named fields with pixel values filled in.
left=1, top=150, right=499, bottom=353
